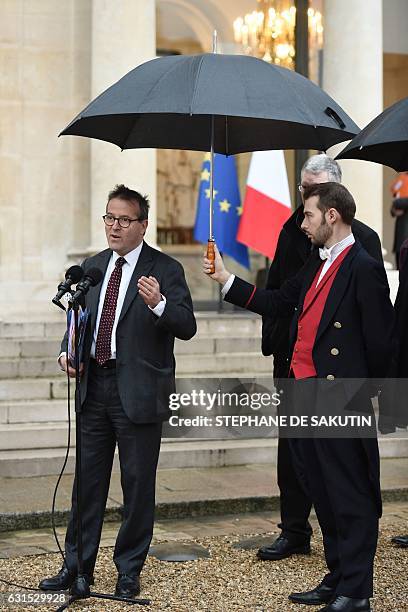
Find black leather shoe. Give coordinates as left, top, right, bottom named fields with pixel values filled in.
left=38, top=567, right=94, bottom=591
left=391, top=534, right=408, bottom=547
left=257, top=534, right=311, bottom=560
left=318, top=595, right=371, bottom=611
left=289, top=583, right=335, bottom=605
left=115, top=574, right=141, bottom=598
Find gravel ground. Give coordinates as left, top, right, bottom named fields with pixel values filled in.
left=0, top=526, right=407, bottom=611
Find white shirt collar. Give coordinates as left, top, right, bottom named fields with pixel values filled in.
left=319, top=233, right=355, bottom=262
left=112, top=241, right=143, bottom=267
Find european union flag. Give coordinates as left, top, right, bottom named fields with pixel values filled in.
left=194, top=153, right=250, bottom=269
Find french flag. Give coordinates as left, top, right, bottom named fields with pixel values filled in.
left=237, top=150, right=292, bottom=259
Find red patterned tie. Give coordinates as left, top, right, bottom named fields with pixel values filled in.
left=95, top=256, right=126, bottom=365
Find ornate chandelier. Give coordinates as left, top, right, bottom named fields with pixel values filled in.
left=233, top=0, right=323, bottom=70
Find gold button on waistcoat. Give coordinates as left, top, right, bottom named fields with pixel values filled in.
left=326, top=374, right=335, bottom=381
left=330, top=348, right=339, bottom=356
left=334, top=321, right=342, bottom=329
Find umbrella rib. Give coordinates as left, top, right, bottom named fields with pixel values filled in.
left=120, top=113, right=149, bottom=150
left=136, top=57, right=192, bottom=111
left=190, top=55, right=206, bottom=115
left=276, top=68, right=316, bottom=125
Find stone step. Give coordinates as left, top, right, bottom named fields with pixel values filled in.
left=0, top=438, right=279, bottom=477
left=0, top=313, right=261, bottom=340
left=0, top=379, right=53, bottom=402
left=0, top=423, right=74, bottom=451
left=0, top=351, right=269, bottom=380
left=0, top=371, right=265, bottom=403
left=176, top=352, right=270, bottom=375
left=0, top=320, right=65, bottom=339
left=0, top=400, right=68, bottom=424
left=0, top=338, right=61, bottom=359
left=195, top=314, right=261, bottom=338
left=0, top=358, right=60, bottom=379
left=0, top=436, right=407, bottom=479
left=0, top=336, right=265, bottom=361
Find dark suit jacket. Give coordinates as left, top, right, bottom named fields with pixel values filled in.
left=63, top=241, right=196, bottom=424
left=262, top=206, right=384, bottom=378
left=395, top=254, right=408, bottom=377
left=377, top=251, right=408, bottom=431
left=226, top=241, right=395, bottom=384
left=374, top=219, right=408, bottom=431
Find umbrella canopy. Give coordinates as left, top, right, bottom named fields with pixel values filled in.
left=60, top=53, right=358, bottom=154
left=336, top=97, right=408, bottom=171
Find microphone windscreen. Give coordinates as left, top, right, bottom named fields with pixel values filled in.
left=65, top=265, right=83, bottom=283
left=85, top=267, right=104, bottom=286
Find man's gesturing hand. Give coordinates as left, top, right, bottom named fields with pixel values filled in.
left=59, top=354, right=84, bottom=378
left=203, top=243, right=231, bottom=285
left=137, top=275, right=162, bottom=308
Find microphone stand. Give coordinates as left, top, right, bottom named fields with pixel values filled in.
left=54, top=295, right=150, bottom=611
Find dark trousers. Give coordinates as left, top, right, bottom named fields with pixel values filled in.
left=276, top=372, right=312, bottom=541
left=289, top=437, right=379, bottom=598
left=64, top=362, right=162, bottom=576
left=277, top=436, right=313, bottom=540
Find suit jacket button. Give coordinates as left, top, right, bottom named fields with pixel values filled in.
left=334, top=321, right=342, bottom=329
left=330, top=348, right=339, bottom=356
left=326, top=374, right=335, bottom=381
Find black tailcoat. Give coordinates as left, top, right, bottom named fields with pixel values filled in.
left=224, top=242, right=395, bottom=597
left=262, top=206, right=384, bottom=377
left=228, top=241, right=394, bottom=383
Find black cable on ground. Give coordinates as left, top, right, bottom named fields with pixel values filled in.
left=0, top=361, right=73, bottom=593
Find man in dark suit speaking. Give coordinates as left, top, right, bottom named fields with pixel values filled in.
left=204, top=182, right=395, bottom=612
left=40, top=185, right=196, bottom=598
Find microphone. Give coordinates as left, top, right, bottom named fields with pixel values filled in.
left=71, top=267, right=103, bottom=302
left=52, top=265, right=84, bottom=308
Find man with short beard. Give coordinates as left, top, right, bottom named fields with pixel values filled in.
left=259, top=154, right=383, bottom=565
left=204, top=182, right=395, bottom=612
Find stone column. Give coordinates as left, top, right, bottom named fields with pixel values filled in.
left=0, top=0, right=92, bottom=312
left=323, top=0, right=383, bottom=236
left=89, top=0, right=157, bottom=253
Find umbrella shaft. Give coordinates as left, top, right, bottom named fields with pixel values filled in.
left=210, top=115, right=215, bottom=240
left=209, top=29, right=217, bottom=240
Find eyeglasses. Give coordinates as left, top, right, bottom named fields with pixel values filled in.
left=103, top=214, right=142, bottom=228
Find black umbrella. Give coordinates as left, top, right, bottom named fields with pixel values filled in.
left=61, top=52, right=358, bottom=154
left=60, top=47, right=358, bottom=267
left=336, top=96, right=408, bottom=171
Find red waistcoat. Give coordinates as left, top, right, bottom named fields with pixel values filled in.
left=290, top=245, right=353, bottom=379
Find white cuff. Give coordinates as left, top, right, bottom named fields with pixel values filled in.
left=149, top=295, right=166, bottom=317
left=221, top=274, right=235, bottom=298
left=58, top=352, right=66, bottom=371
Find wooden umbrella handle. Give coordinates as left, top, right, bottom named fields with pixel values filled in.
left=206, top=239, right=215, bottom=274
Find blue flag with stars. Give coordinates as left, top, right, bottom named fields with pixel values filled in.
left=194, top=153, right=250, bottom=269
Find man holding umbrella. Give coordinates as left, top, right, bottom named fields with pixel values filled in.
left=258, top=154, right=383, bottom=563
left=204, top=181, right=395, bottom=612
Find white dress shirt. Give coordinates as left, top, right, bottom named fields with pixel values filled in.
left=90, top=244, right=165, bottom=359
left=221, top=233, right=355, bottom=297
left=316, top=233, right=355, bottom=286
left=59, top=243, right=166, bottom=365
